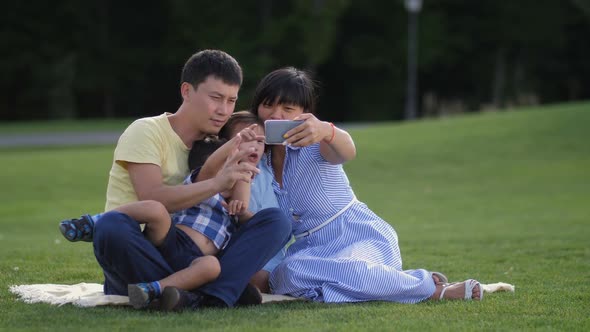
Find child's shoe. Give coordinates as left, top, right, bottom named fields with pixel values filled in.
left=59, top=214, right=94, bottom=242
left=128, top=283, right=160, bottom=309
left=160, top=287, right=214, bottom=311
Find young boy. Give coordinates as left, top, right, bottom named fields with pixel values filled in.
left=178, top=111, right=286, bottom=294
left=60, top=111, right=284, bottom=310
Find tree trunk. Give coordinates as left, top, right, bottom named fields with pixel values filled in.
left=492, top=48, right=506, bottom=109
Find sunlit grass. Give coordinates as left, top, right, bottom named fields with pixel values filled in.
left=1, top=102, right=589, bottom=331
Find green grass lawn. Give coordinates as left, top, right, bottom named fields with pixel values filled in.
left=1, top=102, right=589, bottom=331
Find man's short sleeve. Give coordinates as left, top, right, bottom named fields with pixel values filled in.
left=114, top=118, right=163, bottom=169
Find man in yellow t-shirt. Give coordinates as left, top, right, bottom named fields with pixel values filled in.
left=105, top=112, right=190, bottom=211
left=68, top=50, right=291, bottom=309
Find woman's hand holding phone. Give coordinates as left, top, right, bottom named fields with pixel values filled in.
left=282, top=114, right=333, bottom=147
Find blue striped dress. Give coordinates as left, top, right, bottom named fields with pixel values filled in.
left=267, top=144, right=436, bottom=303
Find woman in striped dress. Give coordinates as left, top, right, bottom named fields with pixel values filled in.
left=252, top=67, right=483, bottom=303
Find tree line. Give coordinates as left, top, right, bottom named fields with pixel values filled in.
left=1, top=0, right=588, bottom=122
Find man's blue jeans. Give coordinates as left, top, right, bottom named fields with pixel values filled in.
left=93, top=207, right=291, bottom=307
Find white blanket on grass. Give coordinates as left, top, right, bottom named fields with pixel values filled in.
left=9, top=282, right=514, bottom=307
left=8, top=283, right=300, bottom=307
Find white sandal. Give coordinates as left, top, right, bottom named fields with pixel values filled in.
left=439, top=279, right=483, bottom=301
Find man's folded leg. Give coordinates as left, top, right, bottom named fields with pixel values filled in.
left=93, top=211, right=174, bottom=296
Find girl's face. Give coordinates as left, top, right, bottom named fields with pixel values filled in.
left=232, top=123, right=266, bottom=164
left=257, top=101, right=305, bottom=122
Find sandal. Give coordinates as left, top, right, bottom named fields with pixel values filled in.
left=439, top=279, right=483, bottom=301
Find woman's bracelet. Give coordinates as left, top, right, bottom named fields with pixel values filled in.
left=326, top=122, right=336, bottom=144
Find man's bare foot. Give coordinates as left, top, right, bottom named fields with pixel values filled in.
left=430, top=279, right=482, bottom=301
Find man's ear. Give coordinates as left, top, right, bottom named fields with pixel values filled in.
left=180, top=82, right=192, bottom=101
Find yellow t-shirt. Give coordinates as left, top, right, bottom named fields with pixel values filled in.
left=105, top=113, right=190, bottom=211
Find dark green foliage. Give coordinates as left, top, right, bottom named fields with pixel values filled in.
left=0, top=1, right=588, bottom=121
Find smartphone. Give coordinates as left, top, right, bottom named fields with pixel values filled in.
left=264, top=120, right=304, bottom=144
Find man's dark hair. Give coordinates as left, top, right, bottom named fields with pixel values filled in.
left=188, top=137, right=226, bottom=171
left=181, top=50, right=243, bottom=88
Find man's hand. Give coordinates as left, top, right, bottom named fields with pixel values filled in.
left=213, top=135, right=259, bottom=192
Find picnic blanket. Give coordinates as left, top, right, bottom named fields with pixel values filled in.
left=8, top=283, right=300, bottom=307
left=9, top=282, right=514, bottom=307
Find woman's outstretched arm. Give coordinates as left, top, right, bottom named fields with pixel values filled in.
left=283, top=113, right=356, bottom=164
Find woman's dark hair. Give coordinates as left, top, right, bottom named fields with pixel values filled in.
left=250, top=67, right=317, bottom=116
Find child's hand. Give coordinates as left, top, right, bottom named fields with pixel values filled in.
left=227, top=199, right=246, bottom=216
left=237, top=124, right=265, bottom=143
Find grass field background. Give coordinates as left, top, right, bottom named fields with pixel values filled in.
left=1, top=102, right=589, bottom=331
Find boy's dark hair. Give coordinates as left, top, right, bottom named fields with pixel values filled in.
left=250, top=67, right=317, bottom=116
left=218, top=111, right=264, bottom=140
left=188, top=137, right=226, bottom=171
left=181, top=50, right=243, bottom=88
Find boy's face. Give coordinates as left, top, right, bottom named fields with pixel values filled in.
left=234, top=124, right=265, bottom=164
